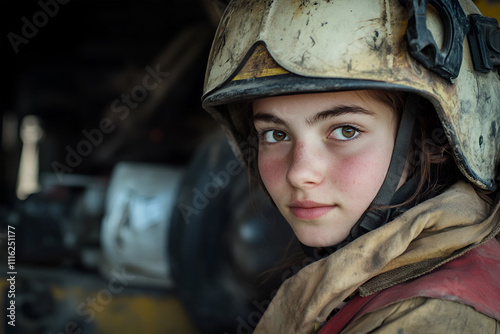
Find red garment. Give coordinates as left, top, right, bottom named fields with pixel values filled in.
left=319, top=238, right=500, bottom=333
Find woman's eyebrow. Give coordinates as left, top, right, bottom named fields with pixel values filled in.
left=252, top=113, right=287, bottom=126
left=252, top=105, right=376, bottom=126
left=306, top=105, right=376, bottom=126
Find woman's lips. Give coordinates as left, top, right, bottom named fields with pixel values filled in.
left=289, top=201, right=335, bottom=220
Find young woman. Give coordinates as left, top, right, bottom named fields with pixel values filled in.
left=202, top=0, right=500, bottom=332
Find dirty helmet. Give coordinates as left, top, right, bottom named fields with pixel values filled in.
left=202, top=0, right=500, bottom=252
left=202, top=0, right=500, bottom=194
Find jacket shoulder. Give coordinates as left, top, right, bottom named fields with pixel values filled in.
left=319, top=238, right=500, bottom=333
left=338, top=297, right=500, bottom=334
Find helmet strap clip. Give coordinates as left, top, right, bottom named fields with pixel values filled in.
left=468, top=14, right=500, bottom=74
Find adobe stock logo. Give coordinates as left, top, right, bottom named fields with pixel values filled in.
left=48, top=268, right=135, bottom=334
left=51, top=64, right=170, bottom=182
left=7, top=0, right=71, bottom=54
left=176, top=138, right=258, bottom=224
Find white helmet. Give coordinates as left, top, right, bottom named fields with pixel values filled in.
left=202, top=0, right=500, bottom=191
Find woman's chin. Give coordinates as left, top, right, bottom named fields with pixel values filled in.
left=296, top=234, right=344, bottom=249
left=292, top=223, right=352, bottom=248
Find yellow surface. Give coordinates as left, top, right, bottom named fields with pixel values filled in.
left=474, top=0, right=500, bottom=21
left=0, top=278, right=199, bottom=334
left=94, top=295, right=199, bottom=334
left=232, top=44, right=289, bottom=81
left=50, top=285, right=199, bottom=334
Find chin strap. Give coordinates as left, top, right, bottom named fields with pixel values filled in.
left=353, top=95, right=417, bottom=232
left=301, top=95, right=418, bottom=260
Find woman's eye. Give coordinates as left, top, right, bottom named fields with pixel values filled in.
left=264, top=130, right=289, bottom=143
left=330, top=126, right=359, bottom=140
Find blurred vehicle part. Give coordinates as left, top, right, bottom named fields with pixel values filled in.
left=169, top=130, right=295, bottom=333
left=100, top=161, right=184, bottom=288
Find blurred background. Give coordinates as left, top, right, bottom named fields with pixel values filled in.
left=0, top=1, right=298, bottom=333
left=1, top=0, right=500, bottom=333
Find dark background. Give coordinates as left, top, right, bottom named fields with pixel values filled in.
left=0, top=2, right=298, bottom=334
left=1, top=0, right=223, bottom=200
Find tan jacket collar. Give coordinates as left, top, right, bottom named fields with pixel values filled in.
left=255, top=182, right=500, bottom=333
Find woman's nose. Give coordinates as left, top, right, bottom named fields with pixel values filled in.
left=286, top=142, right=325, bottom=189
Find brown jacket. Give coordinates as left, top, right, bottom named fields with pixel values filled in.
left=254, top=182, right=500, bottom=333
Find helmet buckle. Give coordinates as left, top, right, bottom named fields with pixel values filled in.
left=400, top=0, right=470, bottom=80
left=468, top=14, right=500, bottom=74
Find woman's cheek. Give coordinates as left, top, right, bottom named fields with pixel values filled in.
left=333, top=150, right=388, bottom=198
left=258, top=150, right=286, bottom=192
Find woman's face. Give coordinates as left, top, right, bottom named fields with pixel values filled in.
left=252, top=90, right=400, bottom=247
